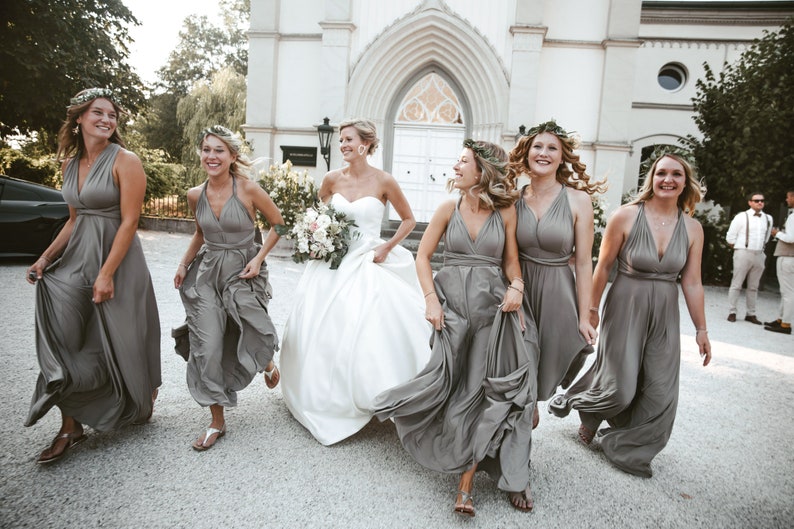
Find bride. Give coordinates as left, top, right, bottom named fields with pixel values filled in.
left=280, top=118, right=432, bottom=445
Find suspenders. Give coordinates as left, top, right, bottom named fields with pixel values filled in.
left=745, top=211, right=771, bottom=249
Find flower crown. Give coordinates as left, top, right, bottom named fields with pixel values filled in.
left=524, top=120, right=582, bottom=149
left=463, top=139, right=504, bottom=168
left=198, top=125, right=235, bottom=145
left=69, top=88, right=116, bottom=107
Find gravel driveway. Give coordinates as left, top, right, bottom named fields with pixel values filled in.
left=0, top=229, right=792, bottom=529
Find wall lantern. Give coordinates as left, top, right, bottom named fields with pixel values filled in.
left=317, top=117, right=334, bottom=171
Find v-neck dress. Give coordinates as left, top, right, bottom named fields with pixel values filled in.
left=516, top=185, right=593, bottom=401
left=177, top=178, right=278, bottom=407
left=373, top=204, right=537, bottom=493
left=26, top=143, right=161, bottom=430
left=549, top=203, right=690, bottom=477
left=280, top=193, right=432, bottom=445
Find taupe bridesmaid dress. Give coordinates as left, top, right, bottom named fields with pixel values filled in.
left=178, top=177, right=278, bottom=407
left=374, top=204, right=537, bottom=493
left=549, top=203, right=690, bottom=477
left=27, top=143, right=161, bottom=430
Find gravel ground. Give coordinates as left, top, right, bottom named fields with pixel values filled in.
left=0, top=229, right=792, bottom=529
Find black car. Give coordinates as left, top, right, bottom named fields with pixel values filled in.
left=0, top=175, right=70, bottom=257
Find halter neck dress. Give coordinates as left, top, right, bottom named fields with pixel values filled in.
left=26, top=143, right=161, bottom=430
left=549, top=203, right=690, bottom=477
left=516, top=185, right=593, bottom=401
left=177, top=177, right=278, bottom=407
left=373, top=203, right=537, bottom=493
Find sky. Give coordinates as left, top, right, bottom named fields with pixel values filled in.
left=126, top=0, right=222, bottom=85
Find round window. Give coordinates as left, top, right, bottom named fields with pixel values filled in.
left=657, top=63, right=687, bottom=92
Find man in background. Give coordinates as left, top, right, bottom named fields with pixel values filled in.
left=725, top=191, right=773, bottom=323
left=764, top=190, right=794, bottom=335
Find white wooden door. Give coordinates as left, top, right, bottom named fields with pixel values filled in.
left=391, top=125, right=464, bottom=222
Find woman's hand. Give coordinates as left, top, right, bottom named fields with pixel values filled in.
left=588, top=308, right=600, bottom=330
left=26, top=257, right=50, bottom=284
left=500, top=286, right=523, bottom=313
left=697, top=331, right=711, bottom=366
left=372, top=243, right=391, bottom=264
left=579, top=317, right=598, bottom=346
left=92, top=273, right=114, bottom=303
left=174, top=264, right=187, bottom=289
left=239, top=257, right=263, bottom=279
left=425, top=295, right=445, bottom=331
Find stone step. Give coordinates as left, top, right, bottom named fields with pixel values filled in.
left=381, top=220, right=444, bottom=270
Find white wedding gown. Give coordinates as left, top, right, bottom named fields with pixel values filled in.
left=280, top=193, right=432, bottom=445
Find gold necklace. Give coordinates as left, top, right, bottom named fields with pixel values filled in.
left=207, top=177, right=231, bottom=197
left=84, top=154, right=98, bottom=168
left=648, top=211, right=677, bottom=230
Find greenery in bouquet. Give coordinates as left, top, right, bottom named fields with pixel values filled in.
left=278, top=201, right=359, bottom=270
left=591, top=195, right=608, bottom=264
left=257, top=160, right=317, bottom=230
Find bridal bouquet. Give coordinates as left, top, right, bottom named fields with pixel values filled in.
left=276, top=201, right=358, bottom=269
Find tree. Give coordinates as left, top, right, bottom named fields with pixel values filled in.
left=135, top=0, right=248, bottom=164
left=0, top=0, right=146, bottom=140
left=686, top=18, right=794, bottom=216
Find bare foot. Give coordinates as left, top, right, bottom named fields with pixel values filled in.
left=264, top=362, right=280, bottom=389
left=37, top=427, right=86, bottom=464
left=578, top=424, right=595, bottom=445
left=508, top=486, right=534, bottom=512
left=453, top=490, right=475, bottom=517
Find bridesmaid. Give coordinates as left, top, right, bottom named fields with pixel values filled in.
left=374, top=140, right=537, bottom=515
left=549, top=153, right=712, bottom=477
left=25, top=88, right=161, bottom=464
left=507, top=120, right=606, bottom=427
left=174, top=125, right=284, bottom=451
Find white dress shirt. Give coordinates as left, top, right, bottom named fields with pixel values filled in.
left=726, top=208, right=772, bottom=250
left=775, top=209, right=794, bottom=244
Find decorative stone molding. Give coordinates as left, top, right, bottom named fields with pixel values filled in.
left=632, top=102, right=695, bottom=111
left=509, top=25, right=547, bottom=52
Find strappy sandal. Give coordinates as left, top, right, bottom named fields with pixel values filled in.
left=37, top=431, right=87, bottom=464
left=192, top=425, right=226, bottom=452
left=264, top=363, right=280, bottom=389
left=508, top=487, right=534, bottom=512
left=453, top=490, right=475, bottom=517
left=578, top=424, right=595, bottom=446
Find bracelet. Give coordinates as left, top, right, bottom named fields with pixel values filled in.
left=589, top=307, right=599, bottom=313
left=512, top=277, right=524, bottom=284
left=507, top=285, right=523, bottom=294
left=39, top=255, right=52, bottom=263
left=696, top=329, right=708, bottom=334
left=424, top=291, right=436, bottom=298
left=178, top=262, right=188, bottom=269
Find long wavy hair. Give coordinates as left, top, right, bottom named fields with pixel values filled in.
left=507, top=120, right=606, bottom=196
left=339, top=118, right=380, bottom=155
left=629, top=153, right=704, bottom=215
left=196, top=125, right=252, bottom=180
left=56, top=88, right=126, bottom=162
left=448, top=139, right=518, bottom=210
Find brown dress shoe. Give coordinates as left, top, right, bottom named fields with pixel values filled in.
left=764, top=319, right=782, bottom=328
left=727, top=313, right=736, bottom=322
left=764, top=325, right=792, bottom=335
left=744, top=315, right=762, bottom=325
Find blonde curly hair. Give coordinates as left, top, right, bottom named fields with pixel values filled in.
left=448, top=139, right=518, bottom=210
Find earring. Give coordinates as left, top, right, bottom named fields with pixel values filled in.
left=72, top=123, right=80, bottom=135
left=357, top=145, right=366, bottom=156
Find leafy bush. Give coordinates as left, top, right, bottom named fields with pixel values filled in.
left=0, top=147, right=60, bottom=187
left=258, top=160, right=316, bottom=230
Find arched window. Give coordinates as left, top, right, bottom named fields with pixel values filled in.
left=396, top=72, right=464, bottom=125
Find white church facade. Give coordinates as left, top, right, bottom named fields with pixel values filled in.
left=244, top=0, right=794, bottom=220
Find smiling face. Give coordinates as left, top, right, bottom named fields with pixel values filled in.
left=452, top=148, right=481, bottom=191
left=200, top=134, right=236, bottom=177
left=651, top=155, right=687, bottom=199
left=786, top=191, right=794, bottom=208
left=76, top=98, right=117, bottom=140
left=338, top=126, right=368, bottom=162
left=526, top=132, right=563, bottom=178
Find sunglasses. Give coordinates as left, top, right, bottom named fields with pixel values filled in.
left=750, top=199, right=765, bottom=203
